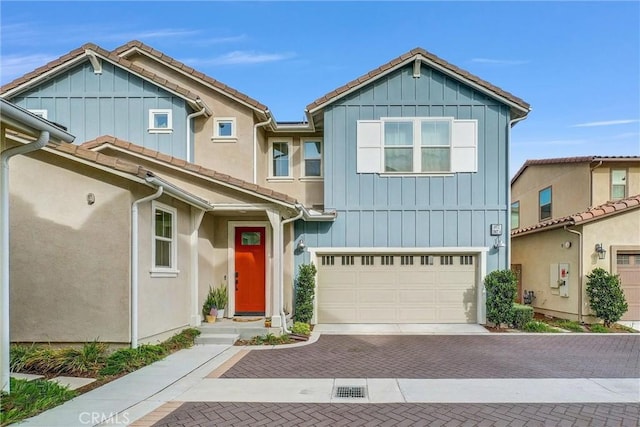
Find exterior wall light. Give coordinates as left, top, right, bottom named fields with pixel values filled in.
left=595, top=243, right=607, bottom=260
left=493, top=237, right=505, bottom=249
left=296, top=239, right=306, bottom=251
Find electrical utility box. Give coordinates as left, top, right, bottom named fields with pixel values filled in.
left=550, top=263, right=570, bottom=297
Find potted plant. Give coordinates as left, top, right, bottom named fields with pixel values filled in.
left=202, top=286, right=217, bottom=323
left=212, top=285, right=228, bottom=320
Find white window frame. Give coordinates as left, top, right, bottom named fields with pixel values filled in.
left=151, top=201, right=179, bottom=277
left=28, top=109, right=48, bottom=119
left=148, top=109, right=173, bottom=134
left=268, top=137, right=293, bottom=180
left=301, top=138, right=323, bottom=179
left=211, top=117, right=237, bottom=142
left=356, top=117, right=477, bottom=175
left=611, top=169, right=627, bottom=200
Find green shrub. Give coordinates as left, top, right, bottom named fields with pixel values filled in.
left=291, top=322, right=311, bottom=336
left=510, top=304, right=534, bottom=329
left=522, top=320, right=560, bottom=333
left=485, top=269, right=517, bottom=327
left=160, top=328, right=201, bottom=352
left=586, top=268, right=628, bottom=327
left=1, top=378, right=77, bottom=425
left=250, top=333, right=292, bottom=345
left=551, top=319, right=584, bottom=332
left=589, top=324, right=609, bottom=333
left=294, top=263, right=317, bottom=323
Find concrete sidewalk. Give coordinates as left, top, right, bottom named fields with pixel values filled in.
left=18, top=344, right=236, bottom=427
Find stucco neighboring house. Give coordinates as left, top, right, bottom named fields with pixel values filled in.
left=511, top=156, right=640, bottom=323
left=1, top=41, right=530, bottom=329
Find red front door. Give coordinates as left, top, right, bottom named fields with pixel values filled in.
left=234, top=227, right=266, bottom=315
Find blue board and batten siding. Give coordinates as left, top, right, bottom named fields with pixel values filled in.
left=9, top=61, right=191, bottom=159
left=296, top=64, right=511, bottom=272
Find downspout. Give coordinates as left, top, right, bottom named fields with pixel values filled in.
left=253, top=115, right=272, bottom=184
left=589, top=161, right=603, bottom=207
left=564, top=225, right=584, bottom=323
left=186, top=104, right=207, bottom=163
left=506, top=113, right=529, bottom=268
left=130, top=186, right=163, bottom=349
left=279, top=206, right=304, bottom=334
left=1, top=131, right=49, bottom=393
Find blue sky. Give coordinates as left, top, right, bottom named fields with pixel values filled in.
left=1, top=1, right=638, bottom=176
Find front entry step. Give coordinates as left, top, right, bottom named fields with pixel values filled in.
left=195, top=333, right=240, bottom=345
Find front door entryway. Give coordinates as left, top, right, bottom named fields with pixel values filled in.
left=234, top=227, right=266, bottom=315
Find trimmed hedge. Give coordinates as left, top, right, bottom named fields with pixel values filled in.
left=511, top=303, right=534, bottom=329
left=485, top=269, right=517, bottom=326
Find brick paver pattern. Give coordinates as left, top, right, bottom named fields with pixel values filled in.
left=152, top=402, right=640, bottom=427
left=223, top=335, right=640, bottom=379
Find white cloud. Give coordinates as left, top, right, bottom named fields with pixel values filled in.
left=0, top=54, right=57, bottom=84
left=186, top=50, right=295, bottom=66
left=571, top=119, right=640, bottom=128
left=470, top=58, right=530, bottom=66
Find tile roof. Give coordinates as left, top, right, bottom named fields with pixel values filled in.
left=306, top=47, right=531, bottom=115
left=112, top=40, right=268, bottom=113
left=511, top=155, right=640, bottom=185
left=0, top=43, right=203, bottom=106
left=511, top=194, right=640, bottom=236
left=81, top=135, right=297, bottom=205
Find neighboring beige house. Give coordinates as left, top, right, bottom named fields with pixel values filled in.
left=511, top=156, right=640, bottom=323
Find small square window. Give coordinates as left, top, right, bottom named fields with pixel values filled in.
left=241, top=232, right=261, bottom=245
left=149, top=109, right=173, bottom=133
left=213, top=117, right=236, bottom=140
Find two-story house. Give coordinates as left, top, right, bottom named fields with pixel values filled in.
left=511, top=156, right=640, bottom=323
left=1, top=40, right=530, bottom=345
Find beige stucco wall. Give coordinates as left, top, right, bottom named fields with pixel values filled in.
left=591, top=162, right=640, bottom=206
left=9, top=151, right=131, bottom=343
left=136, top=195, right=193, bottom=343
left=512, top=208, right=640, bottom=321
left=512, top=163, right=590, bottom=228
left=512, top=227, right=581, bottom=320
left=116, top=53, right=325, bottom=208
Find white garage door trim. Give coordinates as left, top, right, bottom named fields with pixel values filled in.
left=309, top=247, right=488, bottom=324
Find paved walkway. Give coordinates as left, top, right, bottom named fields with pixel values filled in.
left=15, top=329, right=640, bottom=426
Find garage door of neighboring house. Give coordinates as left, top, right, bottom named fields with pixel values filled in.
left=617, top=253, right=640, bottom=321
left=316, top=253, right=477, bottom=323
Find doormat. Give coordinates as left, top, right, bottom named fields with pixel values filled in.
left=232, top=317, right=263, bottom=322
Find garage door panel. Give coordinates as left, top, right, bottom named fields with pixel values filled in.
left=317, top=253, right=478, bottom=324
left=617, top=253, right=640, bottom=321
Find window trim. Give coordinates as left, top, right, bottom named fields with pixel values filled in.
left=268, top=137, right=293, bottom=179
left=151, top=201, right=179, bottom=277
left=511, top=200, right=520, bottom=230
left=28, top=109, right=48, bottom=119
left=211, top=117, right=237, bottom=142
left=148, top=109, right=173, bottom=134
left=611, top=168, right=627, bottom=200
left=539, top=186, right=552, bottom=221
left=301, top=138, right=323, bottom=178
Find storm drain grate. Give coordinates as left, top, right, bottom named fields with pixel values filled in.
left=334, top=386, right=367, bottom=399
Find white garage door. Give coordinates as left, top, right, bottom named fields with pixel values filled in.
left=317, top=254, right=477, bottom=324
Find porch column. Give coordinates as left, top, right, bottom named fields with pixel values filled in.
left=190, top=207, right=206, bottom=326
left=266, top=209, right=282, bottom=327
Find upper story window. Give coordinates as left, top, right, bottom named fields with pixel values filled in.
left=539, top=187, right=552, bottom=221
left=269, top=138, right=292, bottom=179
left=212, top=117, right=237, bottom=142
left=611, top=169, right=627, bottom=200
left=302, top=139, right=322, bottom=177
left=511, top=201, right=520, bottom=230
left=28, top=109, right=48, bottom=119
left=152, top=201, right=178, bottom=276
left=148, top=109, right=172, bottom=133
left=357, top=117, right=477, bottom=174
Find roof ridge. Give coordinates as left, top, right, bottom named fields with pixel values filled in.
left=306, top=46, right=530, bottom=114
left=1, top=43, right=202, bottom=103
left=81, top=135, right=297, bottom=205
left=111, top=40, right=268, bottom=112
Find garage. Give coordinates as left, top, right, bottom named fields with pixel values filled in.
left=316, top=253, right=478, bottom=323
left=617, top=252, right=640, bottom=321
